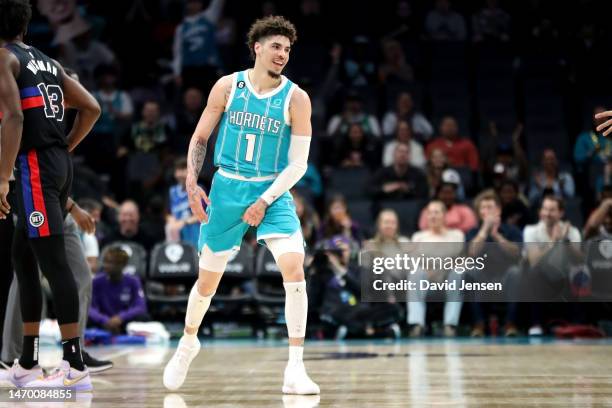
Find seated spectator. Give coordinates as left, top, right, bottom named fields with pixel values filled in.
left=472, top=0, right=511, bottom=43
left=523, top=196, right=582, bottom=335
left=382, top=92, right=433, bottom=142
left=334, top=123, right=380, bottom=169
left=424, top=0, right=467, bottom=42
left=293, top=191, right=321, bottom=249
left=364, top=209, right=410, bottom=307
left=466, top=191, right=522, bottom=337
left=378, top=39, right=414, bottom=100
left=583, top=192, right=612, bottom=240
left=89, top=248, right=148, bottom=334
left=425, top=148, right=449, bottom=197
left=482, top=122, right=528, bottom=189
left=170, top=87, right=205, bottom=154
left=166, top=158, right=200, bottom=247
left=370, top=142, right=428, bottom=201
left=327, top=91, right=381, bottom=138
left=409, top=200, right=465, bottom=337
left=383, top=0, right=419, bottom=43
left=382, top=120, right=426, bottom=169
left=528, top=149, right=575, bottom=203
left=419, top=182, right=477, bottom=233
left=123, top=100, right=171, bottom=156
left=339, top=36, right=378, bottom=89
left=92, top=65, right=133, bottom=142
left=56, top=20, right=117, bottom=90
left=83, top=65, right=133, bottom=167
left=574, top=106, right=612, bottom=197
left=308, top=236, right=401, bottom=339
left=101, top=200, right=156, bottom=251
left=497, top=181, right=532, bottom=230
left=426, top=116, right=479, bottom=171
left=319, top=195, right=364, bottom=248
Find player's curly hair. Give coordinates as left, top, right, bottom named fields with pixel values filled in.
left=0, top=0, right=31, bottom=40
left=246, top=15, right=297, bottom=60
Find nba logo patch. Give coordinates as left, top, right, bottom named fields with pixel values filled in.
left=29, top=211, right=45, bottom=228
left=237, top=81, right=245, bottom=89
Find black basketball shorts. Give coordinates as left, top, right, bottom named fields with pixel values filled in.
left=13, top=146, right=72, bottom=238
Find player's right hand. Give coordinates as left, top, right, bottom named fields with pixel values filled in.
left=0, top=180, right=10, bottom=220
left=187, top=184, right=210, bottom=223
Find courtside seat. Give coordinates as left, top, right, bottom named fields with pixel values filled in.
left=100, top=241, right=148, bottom=280
left=146, top=241, right=199, bottom=304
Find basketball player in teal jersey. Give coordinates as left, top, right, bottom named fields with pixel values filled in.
left=163, top=16, right=319, bottom=395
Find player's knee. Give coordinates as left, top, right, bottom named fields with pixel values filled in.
left=198, top=245, right=230, bottom=273
left=196, top=275, right=220, bottom=297
left=197, top=245, right=230, bottom=295
left=265, top=231, right=305, bottom=281
left=280, top=259, right=305, bottom=282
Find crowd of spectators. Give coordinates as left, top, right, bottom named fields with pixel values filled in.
left=20, top=0, right=612, bottom=338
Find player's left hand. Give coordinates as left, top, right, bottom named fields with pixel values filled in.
left=595, top=110, right=612, bottom=136
left=0, top=180, right=10, bottom=220
left=243, top=198, right=268, bottom=227
left=71, top=204, right=96, bottom=234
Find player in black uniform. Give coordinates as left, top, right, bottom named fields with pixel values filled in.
left=0, top=0, right=100, bottom=390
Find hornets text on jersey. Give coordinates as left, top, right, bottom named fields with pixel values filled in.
left=214, top=70, right=297, bottom=178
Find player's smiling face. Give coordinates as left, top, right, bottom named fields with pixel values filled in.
left=256, top=35, right=291, bottom=77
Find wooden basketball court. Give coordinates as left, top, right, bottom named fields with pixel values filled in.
left=3, top=338, right=612, bottom=407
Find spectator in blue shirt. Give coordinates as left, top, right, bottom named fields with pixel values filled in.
left=166, top=157, right=200, bottom=247
left=173, top=0, right=225, bottom=93
left=89, top=248, right=148, bottom=334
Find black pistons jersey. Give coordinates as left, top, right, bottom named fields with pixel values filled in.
left=2, top=43, right=67, bottom=153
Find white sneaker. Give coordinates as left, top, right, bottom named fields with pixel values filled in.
left=163, top=336, right=200, bottom=391
left=528, top=325, right=543, bottom=336
left=25, top=360, right=92, bottom=392
left=282, top=394, right=321, bottom=408
left=283, top=362, right=320, bottom=395
left=7, top=360, right=44, bottom=388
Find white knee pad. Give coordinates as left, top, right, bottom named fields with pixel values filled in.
left=265, top=230, right=305, bottom=263
left=284, top=281, right=308, bottom=338
left=198, top=245, right=231, bottom=273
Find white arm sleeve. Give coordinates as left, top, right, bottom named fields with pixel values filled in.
left=260, top=135, right=311, bottom=205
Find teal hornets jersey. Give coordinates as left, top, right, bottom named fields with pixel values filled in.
left=214, top=70, right=296, bottom=177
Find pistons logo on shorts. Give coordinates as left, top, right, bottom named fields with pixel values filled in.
left=29, top=211, right=45, bottom=228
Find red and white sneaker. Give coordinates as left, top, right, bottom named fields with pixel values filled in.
left=7, top=360, right=44, bottom=388
left=25, top=360, right=92, bottom=392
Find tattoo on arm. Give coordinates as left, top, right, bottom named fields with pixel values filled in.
left=187, top=138, right=207, bottom=194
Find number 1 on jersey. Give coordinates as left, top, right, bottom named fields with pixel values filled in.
left=244, top=133, right=256, bottom=162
